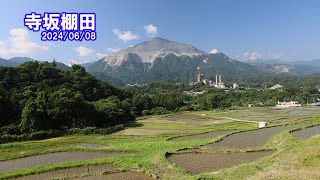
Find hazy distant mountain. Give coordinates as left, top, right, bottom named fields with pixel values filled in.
left=0, top=57, right=71, bottom=71
left=0, top=57, right=18, bottom=67
left=8, top=57, right=36, bottom=64
left=249, top=59, right=320, bottom=75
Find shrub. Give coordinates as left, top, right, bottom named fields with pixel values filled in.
left=67, top=127, right=96, bottom=135
left=29, top=130, right=61, bottom=140
left=0, top=124, right=20, bottom=135
left=95, top=124, right=124, bottom=134
left=150, top=107, right=171, bottom=115
left=179, top=106, right=194, bottom=111
left=141, top=110, right=151, bottom=116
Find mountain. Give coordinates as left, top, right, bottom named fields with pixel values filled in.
left=248, top=59, right=320, bottom=75
left=8, top=57, right=36, bottom=64
left=102, top=37, right=206, bottom=66
left=55, top=62, right=72, bottom=71
left=0, top=57, right=71, bottom=71
left=0, top=57, right=18, bottom=67
left=85, top=38, right=273, bottom=85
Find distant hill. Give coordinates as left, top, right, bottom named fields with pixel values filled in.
left=8, top=57, right=36, bottom=64
left=248, top=59, right=320, bottom=75
left=0, top=57, right=71, bottom=71
left=0, top=57, right=18, bottom=67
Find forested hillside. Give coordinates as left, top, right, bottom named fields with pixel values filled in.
left=0, top=62, right=191, bottom=142
left=0, top=61, right=136, bottom=141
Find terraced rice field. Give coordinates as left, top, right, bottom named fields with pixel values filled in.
left=0, top=107, right=319, bottom=179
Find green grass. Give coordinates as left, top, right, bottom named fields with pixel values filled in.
left=0, top=108, right=319, bottom=179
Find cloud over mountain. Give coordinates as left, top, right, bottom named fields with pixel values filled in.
left=112, top=28, right=138, bottom=42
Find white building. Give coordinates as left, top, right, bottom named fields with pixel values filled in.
left=258, top=122, right=267, bottom=128
left=270, top=84, right=283, bottom=91
left=233, top=83, right=238, bottom=89
left=276, top=101, right=301, bottom=108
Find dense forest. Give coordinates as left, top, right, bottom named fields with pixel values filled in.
left=0, top=62, right=136, bottom=142
left=1, top=62, right=320, bottom=143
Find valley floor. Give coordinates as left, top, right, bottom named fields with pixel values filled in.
left=0, top=107, right=319, bottom=179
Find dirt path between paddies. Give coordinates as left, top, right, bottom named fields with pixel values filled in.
left=168, top=151, right=272, bottom=174
left=0, top=151, right=116, bottom=173
left=16, top=164, right=116, bottom=180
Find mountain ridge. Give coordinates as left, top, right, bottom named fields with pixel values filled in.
left=101, top=37, right=206, bottom=66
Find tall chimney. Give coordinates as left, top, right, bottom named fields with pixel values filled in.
left=215, top=75, right=218, bottom=85
left=219, top=75, right=221, bottom=84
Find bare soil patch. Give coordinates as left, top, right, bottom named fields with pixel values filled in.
left=167, top=151, right=272, bottom=174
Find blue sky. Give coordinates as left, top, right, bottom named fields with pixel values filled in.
left=0, top=0, right=320, bottom=64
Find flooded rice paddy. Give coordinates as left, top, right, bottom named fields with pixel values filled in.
left=0, top=151, right=115, bottom=173
left=16, top=164, right=116, bottom=180
left=291, top=125, right=320, bottom=139
left=170, top=131, right=233, bottom=142
left=167, top=151, right=272, bottom=174
left=205, top=124, right=306, bottom=148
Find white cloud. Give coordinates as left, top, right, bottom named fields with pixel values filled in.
left=74, top=46, right=95, bottom=57
left=68, top=59, right=79, bottom=66
left=0, top=28, right=48, bottom=58
left=269, top=52, right=283, bottom=60
left=210, top=48, right=219, bottom=54
left=144, top=24, right=158, bottom=37
left=112, top=28, right=138, bottom=42
left=0, top=41, right=5, bottom=46
left=96, top=52, right=108, bottom=59
left=107, top=47, right=121, bottom=53
left=74, top=46, right=108, bottom=60
left=243, top=51, right=262, bottom=61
